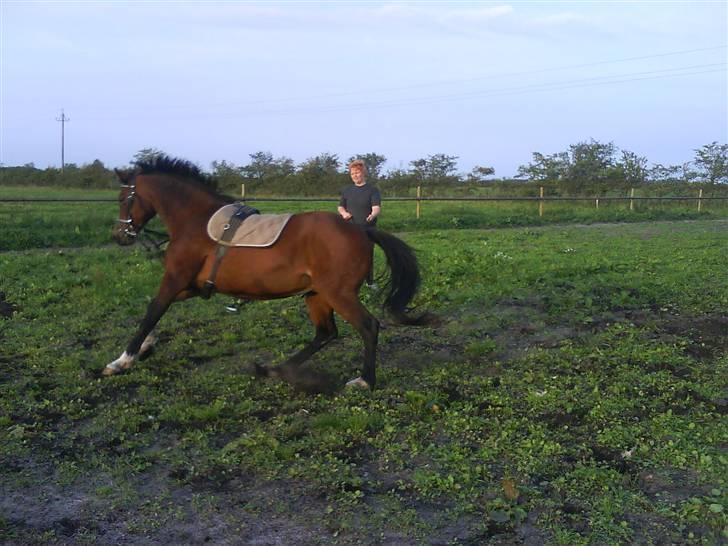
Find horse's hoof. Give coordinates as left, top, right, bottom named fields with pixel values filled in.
left=345, top=377, right=371, bottom=389
left=103, top=352, right=134, bottom=376
left=139, top=333, right=157, bottom=357
left=138, top=346, right=155, bottom=362
left=102, top=365, right=120, bottom=376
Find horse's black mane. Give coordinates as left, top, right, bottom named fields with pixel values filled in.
left=135, top=155, right=219, bottom=191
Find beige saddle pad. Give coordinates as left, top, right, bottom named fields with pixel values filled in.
left=207, top=205, right=292, bottom=247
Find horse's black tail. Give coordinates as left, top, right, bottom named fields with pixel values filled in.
left=366, top=229, right=437, bottom=326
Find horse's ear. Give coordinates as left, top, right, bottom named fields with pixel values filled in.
left=114, top=168, right=130, bottom=184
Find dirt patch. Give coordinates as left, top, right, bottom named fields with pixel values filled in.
left=0, top=458, right=334, bottom=545
left=621, top=511, right=686, bottom=545
left=589, top=444, right=637, bottom=475
left=440, top=299, right=727, bottom=372
left=0, top=465, right=130, bottom=545
left=0, top=291, right=17, bottom=318
left=637, top=467, right=713, bottom=503
left=416, top=296, right=581, bottom=367
left=658, top=313, right=728, bottom=361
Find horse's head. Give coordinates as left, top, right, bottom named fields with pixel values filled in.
left=112, top=168, right=157, bottom=246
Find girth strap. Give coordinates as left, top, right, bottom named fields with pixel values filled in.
left=200, top=203, right=260, bottom=299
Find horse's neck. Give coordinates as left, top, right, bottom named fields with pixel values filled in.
left=144, top=176, right=224, bottom=237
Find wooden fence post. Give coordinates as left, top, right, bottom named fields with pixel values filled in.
left=698, top=188, right=703, bottom=212
left=241, top=184, right=246, bottom=202
left=539, top=186, right=544, bottom=217
left=630, top=188, right=635, bottom=211
left=416, top=186, right=421, bottom=219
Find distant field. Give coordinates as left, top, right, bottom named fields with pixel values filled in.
left=0, top=187, right=118, bottom=199
left=2, top=185, right=726, bottom=251
left=1, top=219, right=726, bottom=544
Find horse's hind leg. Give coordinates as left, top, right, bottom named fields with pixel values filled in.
left=329, top=295, right=379, bottom=389
left=302, top=292, right=338, bottom=352
left=261, top=293, right=337, bottom=379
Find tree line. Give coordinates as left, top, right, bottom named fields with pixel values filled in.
left=1, top=140, right=726, bottom=196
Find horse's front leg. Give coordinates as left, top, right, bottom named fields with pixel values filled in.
left=138, top=332, right=158, bottom=359
left=103, top=274, right=194, bottom=376
left=102, top=297, right=172, bottom=375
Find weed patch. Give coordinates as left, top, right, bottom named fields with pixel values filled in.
left=1, top=220, right=726, bottom=543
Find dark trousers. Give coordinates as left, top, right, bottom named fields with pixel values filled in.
left=366, top=245, right=374, bottom=284
left=361, top=224, right=375, bottom=285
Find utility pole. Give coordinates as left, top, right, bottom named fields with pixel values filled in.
left=56, top=109, right=70, bottom=173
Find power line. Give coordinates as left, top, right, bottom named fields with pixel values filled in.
left=257, top=44, right=728, bottom=105
left=290, top=63, right=726, bottom=115
left=126, top=44, right=728, bottom=112
left=243, top=67, right=727, bottom=118
left=95, top=62, right=725, bottom=121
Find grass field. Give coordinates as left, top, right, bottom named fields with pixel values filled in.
left=1, top=184, right=727, bottom=251
left=0, top=197, right=727, bottom=543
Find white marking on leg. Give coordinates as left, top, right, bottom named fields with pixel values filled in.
left=140, top=333, right=157, bottom=355
left=345, top=376, right=370, bottom=389
left=103, top=351, right=136, bottom=376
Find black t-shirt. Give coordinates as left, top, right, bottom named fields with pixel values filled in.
left=339, top=184, right=381, bottom=226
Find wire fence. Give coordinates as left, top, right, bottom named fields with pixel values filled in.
left=3, top=196, right=726, bottom=203
left=3, top=192, right=726, bottom=219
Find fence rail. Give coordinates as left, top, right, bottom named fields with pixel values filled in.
left=2, top=197, right=727, bottom=203
left=2, top=187, right=726, bottom=219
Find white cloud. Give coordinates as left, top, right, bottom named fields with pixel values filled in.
left=441, top=5, right=515, bottom=23
left=527, top=12, right=591, bottom=27
left=368, top=3, right=513, bottom=26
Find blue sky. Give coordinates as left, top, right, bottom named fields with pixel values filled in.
left=1, top=1, right=726, bottom=177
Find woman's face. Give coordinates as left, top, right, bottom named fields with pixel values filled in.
left=350, top=165, right=365, bottom=185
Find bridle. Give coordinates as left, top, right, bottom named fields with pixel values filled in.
left=117, top=177, right=170, bottom=253
left=118, top=179, right=140, bottom=239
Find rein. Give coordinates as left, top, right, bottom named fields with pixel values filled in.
left=138, top=228, right=170, bottom=254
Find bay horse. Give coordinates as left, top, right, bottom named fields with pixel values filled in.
left=105, top=155, right=431, bottom=389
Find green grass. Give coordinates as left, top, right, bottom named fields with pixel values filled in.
left=0, top=219, right=726, bottom=544
left=0, top=186, right=118, bottom=199
left=2, top=184, right=727, bottom=251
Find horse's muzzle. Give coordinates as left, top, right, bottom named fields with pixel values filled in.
left=112, top=224, right=137, bottom=246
